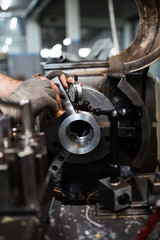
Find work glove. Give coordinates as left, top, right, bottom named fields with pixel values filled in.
left=0, top=77, right=58, bottom=121
left=44, top=70, right=70, bottom=80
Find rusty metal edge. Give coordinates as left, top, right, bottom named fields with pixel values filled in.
left=109, top=0, right=159, bottom=74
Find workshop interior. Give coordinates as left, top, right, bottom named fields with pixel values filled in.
left=1, top=0, right=160, bottom=239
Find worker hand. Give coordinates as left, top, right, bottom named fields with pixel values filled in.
left=0, top=77, right=59, bottom=121
left=32, top=71, right=75, bottom=110
left=44, top=70, right=75, bottom=88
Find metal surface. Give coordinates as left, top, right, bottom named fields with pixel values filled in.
left=59, top=111, right=101, bottom=155
left=49, top=148, right=70, bottom=174
left=42, top=63, right=153, bottom=168
left=53, top=78, right=106, bottom=156
left=20, top=99, right=33, bottom=140
left=0, top=216, right=41, bottom=240
left=68, top=82, right=82, bottom=103
left=108, top=0, right=119, bottom=54
left=0, top=100, right=48, bottom=210
left=41, top=83, right=113, bottom=163
left=42, top=198, right=160, bottom=240
left=99, top=178, right=132, bottom=212
left=53, top=77, right=75, bottom=115
left=117, top=78, right=151, bottom=170
left=18, top=147, right=38, bottom=206
left=109, top=0, right=160, bottom=74
left=80, top=85, right=114, bottom=126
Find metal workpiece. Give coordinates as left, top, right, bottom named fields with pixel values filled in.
left=59, top=111, right=101, bottom=155
left=109, top=0, right=160, bottom=74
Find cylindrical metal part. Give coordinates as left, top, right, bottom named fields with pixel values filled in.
left=58, top=111, right=101, bottom=155
left=20, top=99, right=33, bottom=139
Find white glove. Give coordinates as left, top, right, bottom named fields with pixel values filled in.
left=0, top=77, right=58, bottom=121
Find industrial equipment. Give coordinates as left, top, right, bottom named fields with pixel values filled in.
left=1, top=0, right=160, bottom=239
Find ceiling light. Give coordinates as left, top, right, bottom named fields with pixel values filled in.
left=5, top=37, right=12, bottom=45
left=10, top=17, right=17, bottom=30
left=49, top=44, right=62, bottom=58
left=40, top=48, right=49, bottom=58
left=78, top=48, right=91, bottom=58
left=49, top=48, right=62, bottom=58
left=2, top=45, right=8, bottom=53
left=63, top=38, right=71, bottom=46
left=1, top=0, right=10, bottom=11
left=52, top=44, right=62, bottom=50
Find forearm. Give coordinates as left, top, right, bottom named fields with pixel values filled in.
left=0, top=73, right=21, bottom=98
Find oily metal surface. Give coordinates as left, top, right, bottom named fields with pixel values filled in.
left=45, top=199, right=160, bottom=240
left=109, top=0, right=160, bottom=74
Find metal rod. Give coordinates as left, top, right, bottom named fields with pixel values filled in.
left=108, top=0, right=120, bottom=54
left=20, top=99, right=33, bottom=139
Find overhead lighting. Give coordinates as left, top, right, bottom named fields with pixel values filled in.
left=5, top=37, right=12, bottom=45
left=63, top=38, right=71, bottom=46
left=78, top=48, right=91, bottom=58
left=40, top=48, right=49, bottom=58
left=2, top=45, right=8, bottom=53
left=1, top=0, right=10, bottom=11
left=52, top=44, right=62, bottom=51
left=40, top=45, right=62, bottom=59
left=49, top=49, right=62, bottom=58
left=49, top=44, right=62, bottom=58
left=10, top=17, right=17, bottom=30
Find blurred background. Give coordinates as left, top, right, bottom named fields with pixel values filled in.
left=0, top=0, right=159, bottom=79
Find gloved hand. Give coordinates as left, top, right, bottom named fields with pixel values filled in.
left=44, top=70, right=70, bottom=79
left=44, top=70, right=74, bottom=88
left=0, top=77, right=59, bottom=121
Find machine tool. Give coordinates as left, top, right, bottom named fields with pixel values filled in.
left=1, top=0, right=160, bottom=239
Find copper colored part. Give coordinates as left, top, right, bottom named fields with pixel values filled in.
left=55, top=109, right=65, bottom=118
left=31, top=73, right=42, bottom=78
left=109, top=0, right=160, bottom=74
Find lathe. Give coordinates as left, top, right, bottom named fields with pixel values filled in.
left=1, top=0, right=160, bottom=239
